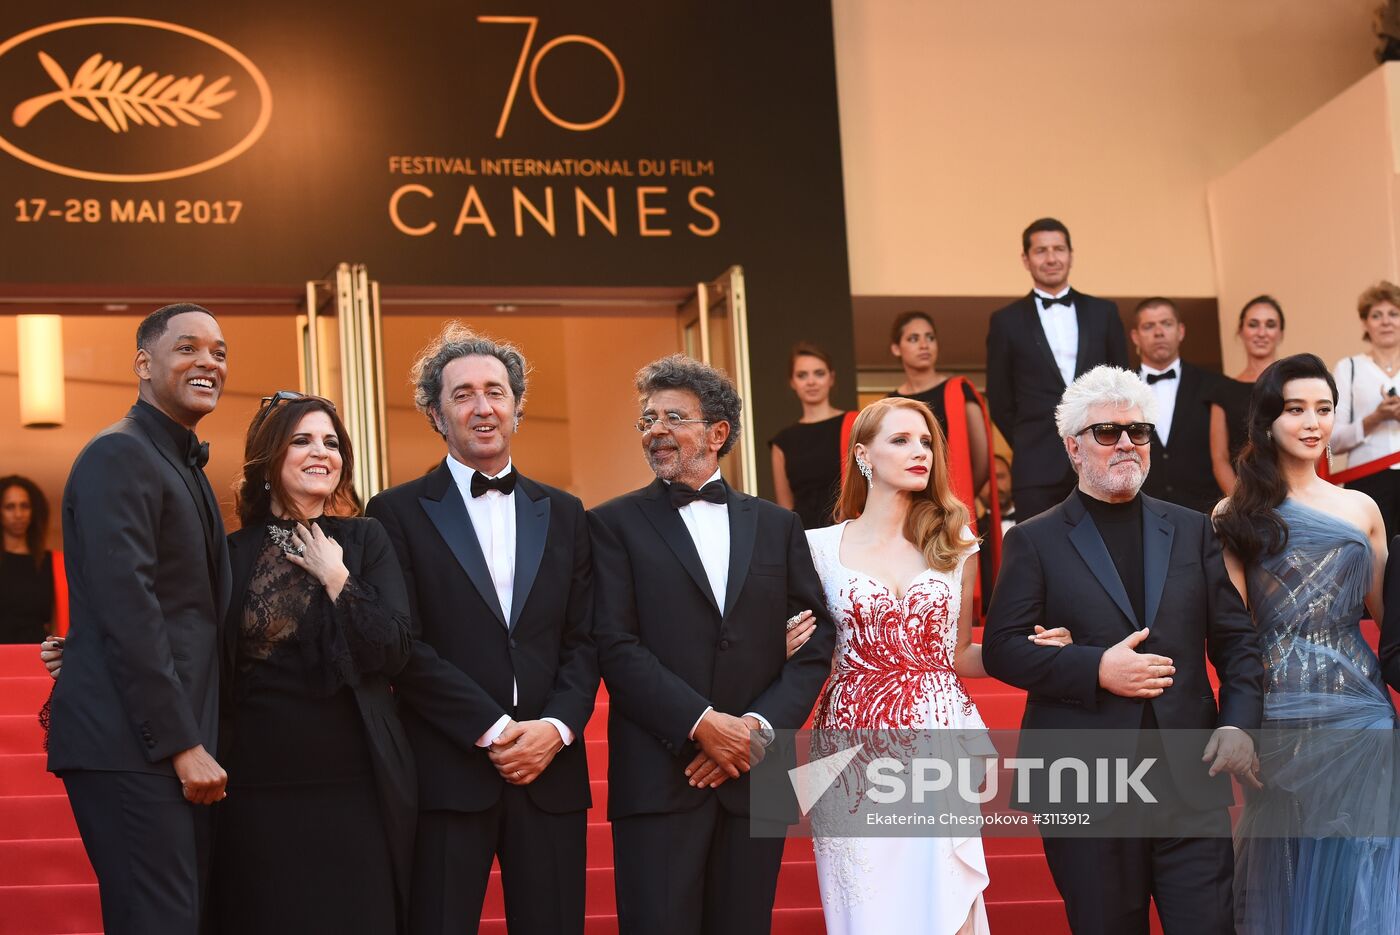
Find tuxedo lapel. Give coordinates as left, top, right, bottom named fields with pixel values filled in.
left=418, top=465, right=507, bottom=627
left=510, top=476, right=551, bottom=632
left=1065, top=500, right=1140, bottom=629
left=1142, top=499, right=1175, bottom=631
left=1073, top=294, right=1094, bottom=378
left=637, top=480, right=720, bottom=613
left=1021, top=296, right=1066, bottom=387
left=723, top=490, right=757, bottom=619
left=1165, top=363, right=1198, bottom=446
left=130, top=406, right=222, bottom=591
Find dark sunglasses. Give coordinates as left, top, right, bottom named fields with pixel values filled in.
left=1077, top=422, right=1154, bottom=446
left=250, top=390, right=336, bottom=435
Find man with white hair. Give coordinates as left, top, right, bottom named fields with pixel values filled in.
left=983, top=365, right=1263, bottom=935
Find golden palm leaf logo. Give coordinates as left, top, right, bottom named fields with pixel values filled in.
left=12, top=51, right=236, bottom=132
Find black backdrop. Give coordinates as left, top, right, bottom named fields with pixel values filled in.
left=0, top=3, right=856, bottom=494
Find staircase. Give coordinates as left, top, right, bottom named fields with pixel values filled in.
left=0, top=645, right=97, bottom=935
left=26, top=620, right=1388, bottom=935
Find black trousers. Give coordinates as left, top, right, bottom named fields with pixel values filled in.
left=62, top=769, right=211, bottom=935
left=1347, top=468, right=1400, bottom=543
left=1041, top=810, right=1234, bottom=935
left=1014, top=478, right=1076, bottom=522
left=612, top=797, right=787, bottom=935
left=409, top=785, right=587, bottom=935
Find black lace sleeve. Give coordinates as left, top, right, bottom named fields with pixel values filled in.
left=297, top=519, right=413, bottom=694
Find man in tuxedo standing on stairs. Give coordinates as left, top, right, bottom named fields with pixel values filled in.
left=983, top=365, right=1262, bottom=935
left=589, top=355, right=835, bottom=934
left=366, top=324, right=597, bottom=935
left=46, top=304, right=232, bottom=935
left=1130, top=297, right=1223, bottom=513
left=986, top=217, right=1130, bottom=520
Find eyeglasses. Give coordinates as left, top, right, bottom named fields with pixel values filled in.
left=635, top=412, right=711, bottom=433
left=250, top=391, right=336, bottom=435
left=1077, top=422, right=1154, bottom=446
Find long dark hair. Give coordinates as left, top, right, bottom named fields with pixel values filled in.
left=234, top=395, right=359, bottom=526
left=0, top=475, right=49, bottom=566
left=1214, top=353, right=1337, bottom=564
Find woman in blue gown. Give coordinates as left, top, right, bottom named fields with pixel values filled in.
left=1214, top=353, right=1397, bottom=935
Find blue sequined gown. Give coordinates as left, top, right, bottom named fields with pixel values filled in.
left=1234, top=499, right=1400, bottom=935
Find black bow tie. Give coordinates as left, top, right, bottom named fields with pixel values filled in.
left=1038, top=292, right=1073, bottom=309
left=470, top=469, right=516, bottom=498
left=669, top=479, right=727, bottom=509
left=1144, top=369, right=1177, bottom=385
left=186, top=437, right=210, bottom=469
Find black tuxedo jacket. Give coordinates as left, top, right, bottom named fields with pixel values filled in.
left=366, top=463, right=597, bottom=814
left=1139, top=361, right=1223, bottom=514
left=982, top=491, right=1262, bottom=810
left=223, top=517, right=416, bottom=910
left=589, top=478, right=835, bottom=822
left=48, top=403, right=232, bottom=775
left=986, top=291, right=1129, bottom=489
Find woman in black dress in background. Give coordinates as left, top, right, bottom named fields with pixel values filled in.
left=213, top=392, right=415, bottom=934
left=1208, top=295, right=1284, bottom=495
left=886, top=310, right=990, bottom=496
left=0, top=475, right=55, bottom=644
left=770, top=342, right=851, bottom=528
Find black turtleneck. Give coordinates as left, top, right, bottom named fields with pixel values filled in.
left=1076, top=487, right=1145, bottom=625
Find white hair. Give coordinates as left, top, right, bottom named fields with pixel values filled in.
left=1054, top=365, right=1159, bottom=439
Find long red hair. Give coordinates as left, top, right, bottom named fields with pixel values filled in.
left=836, top=397, right=973, bottom=572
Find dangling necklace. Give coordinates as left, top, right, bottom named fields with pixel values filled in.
left=1372, top=350, right=1400, bottom=376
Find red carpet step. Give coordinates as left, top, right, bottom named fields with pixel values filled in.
left=0, top=641, right=1087, bottom=934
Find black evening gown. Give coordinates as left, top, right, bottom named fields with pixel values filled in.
left=770, top=413, right=846, bottom=530
left=212, top=523, right=395, bottom=934
left=0, top=550, right=53, bottom=643
left=1209, top=377, right=1253, bottom=462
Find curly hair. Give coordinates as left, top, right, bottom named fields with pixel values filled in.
left=0, top=475, right=49, bottom=565
left=410, top=322, right=529, bottom=435
left=635, top=354, right=743, bottom=457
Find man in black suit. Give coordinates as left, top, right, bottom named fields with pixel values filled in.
left=46, top=304, right=232, bottom=934
left=987, top=217, right=1130, bottom=520
left=982, top=365, right=1263, bottom=935
left=589, top=355, right=835, bottom=935
left=1130, top=297, right=1223, bottom=513
left=365, top=326, right=597, bottom=935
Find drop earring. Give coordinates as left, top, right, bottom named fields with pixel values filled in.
left=856, top=459, right=873, bottom=484
left=264, top=481, right=271, bottom=490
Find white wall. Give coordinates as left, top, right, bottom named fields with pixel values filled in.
left=834, top=0, right=1378, bottom=300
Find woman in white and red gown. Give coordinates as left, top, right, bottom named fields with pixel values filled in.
left=794, top=397, right=1068, bottom=935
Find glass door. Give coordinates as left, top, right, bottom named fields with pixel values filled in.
left=676, top=266, right=756, bottom=493
left=302, top=263, right=389, bottom=503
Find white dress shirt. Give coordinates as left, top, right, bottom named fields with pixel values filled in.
left=671, top=468, right=772, bottom=739
left=1035, top=288, right=1079, bottom=387
left=444, top=455, right=573, bottom=748
left=1141, top=358, right=1181, bottom=446
left=675, top=467, right=731, bottom=610
left=1333, top=354, right=1400, bottom=471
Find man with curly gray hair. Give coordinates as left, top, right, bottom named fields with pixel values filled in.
left=589, top=354, right=835, bottom=933
left=984, top=364, right=1262, bottom=935
left=366, top=322, right=598, bottom=934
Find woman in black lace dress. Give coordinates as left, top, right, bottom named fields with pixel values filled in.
left=212, top=392, right=415, bottom=934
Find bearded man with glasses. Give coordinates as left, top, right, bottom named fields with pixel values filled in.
left=983, top=365, right=1263, bottom=935
left=589, top=354, right=835, bottom=934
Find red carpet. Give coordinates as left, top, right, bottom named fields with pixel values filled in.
left=26, top=621, right=1400, bottom=934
